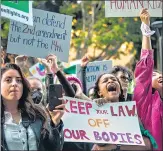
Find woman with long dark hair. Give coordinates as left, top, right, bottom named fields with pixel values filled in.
left=1, top=63, right=65, bottom=151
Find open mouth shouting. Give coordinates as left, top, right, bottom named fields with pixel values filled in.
left=158, top=78, right=163, bottom=83
left=107, top=83, right=118, bottom=95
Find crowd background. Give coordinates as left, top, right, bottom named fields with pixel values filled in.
left=1, top=1, right=163, bottom=151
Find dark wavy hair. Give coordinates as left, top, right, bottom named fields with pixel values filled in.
left=93, top=73, right=125, bottom=102
left=110, top=65, right=133, bottom=82
left=1, top=63, right=48, bottom=133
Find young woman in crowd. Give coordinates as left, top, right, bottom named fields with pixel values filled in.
left=92, top=73, right=157, bottom=150
left=1, top=63, right=65, bottom=151
left=27, top=76, right=46, bottom=105
left=133, top=8, right=163, bottom=150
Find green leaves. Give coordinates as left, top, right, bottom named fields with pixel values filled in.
left=1, top=18, right=10, bottom=38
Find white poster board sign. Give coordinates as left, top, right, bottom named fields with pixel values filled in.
left=7, top=8, right=73, bottom=62
left=1, top=1, right=33, bottom=25
left=105, top=0, right=162, bottom=17
left=76, top=60, right=112, bottom=95
left=62, top=97, right=144, bottom=145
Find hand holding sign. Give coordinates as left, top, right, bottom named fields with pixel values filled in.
left=81, top=55, right=90, bottom=67
left=94, top=98, right=108, bottom=107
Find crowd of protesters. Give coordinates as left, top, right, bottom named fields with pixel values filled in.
left=1, top=9, right=162, bottom=151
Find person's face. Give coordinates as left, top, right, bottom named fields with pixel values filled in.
left=98, top=74, right=121, bottom=102
left=152, top=71, right=163, bottom=94
left=28, top=79, right=43, bottom=93
left=1, top=69, right=23, bottom=102
left=116, top=71, right=130, bottom=100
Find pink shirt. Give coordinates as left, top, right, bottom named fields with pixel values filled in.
left=133, top=49, right=163, bottom=150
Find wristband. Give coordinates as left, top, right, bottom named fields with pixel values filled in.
left=141, top=22, right=155, bottom=37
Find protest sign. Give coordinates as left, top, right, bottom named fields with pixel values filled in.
left=105, top=0, right=162, bottom=17
left=62, top=97, right=144, bottom=145
left=1, top=0, right=33, bottom=25
left=76, top=60, right=112, bottom=95
left=29, top=63, right=46, bottom=83
left=7, top=8, right=73, bottom=62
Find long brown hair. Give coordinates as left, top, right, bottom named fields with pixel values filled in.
left=1, top=63, right=48, bottom=133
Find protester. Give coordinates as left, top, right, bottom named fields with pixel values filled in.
left=110, top=65, right=133, bottom=101
left=133, top=8, right=163, bottom=151
left=92, top=73, right=157, bottom=150
left=1, top=63, right=65, bottom=151
left=27, top=76, right=46, bottom=105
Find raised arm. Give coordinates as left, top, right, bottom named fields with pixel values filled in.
left=133, top=9, right=155, bottom=120
left=141, top=8, right=152, bottom=50
left=46, top=55, right=76, bottom=97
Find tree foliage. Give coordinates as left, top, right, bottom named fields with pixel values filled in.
left=60, top=1, right=143, bottom=61
left=1, top=1, right=158, bottom=61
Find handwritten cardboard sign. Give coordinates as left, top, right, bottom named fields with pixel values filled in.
left=7, top=8, right=73, bottom=62
left=105, top=0, right=162, bottom=17
left=62, top=97, right=144, bottom=145
left=76, top=60, right=112, bottom=95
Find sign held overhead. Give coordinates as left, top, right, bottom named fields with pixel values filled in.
left=105, top=0, right=162, bottom=17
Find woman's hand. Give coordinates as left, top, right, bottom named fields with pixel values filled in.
left=93, top=98, right=107, bottom=107
left=46, top=55, right=60, bottom=74
left=140, top=8, right=150, bottom=26
left=74, top=83, right=92, bottom=101
left=74, top=83, right=83, bottom=98
left=81, top=55, right=89, bottom=67
left=46, top=99, right=65, bottom=126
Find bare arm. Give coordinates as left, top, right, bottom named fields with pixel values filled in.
left=142, top=36, right=152, bottom=50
